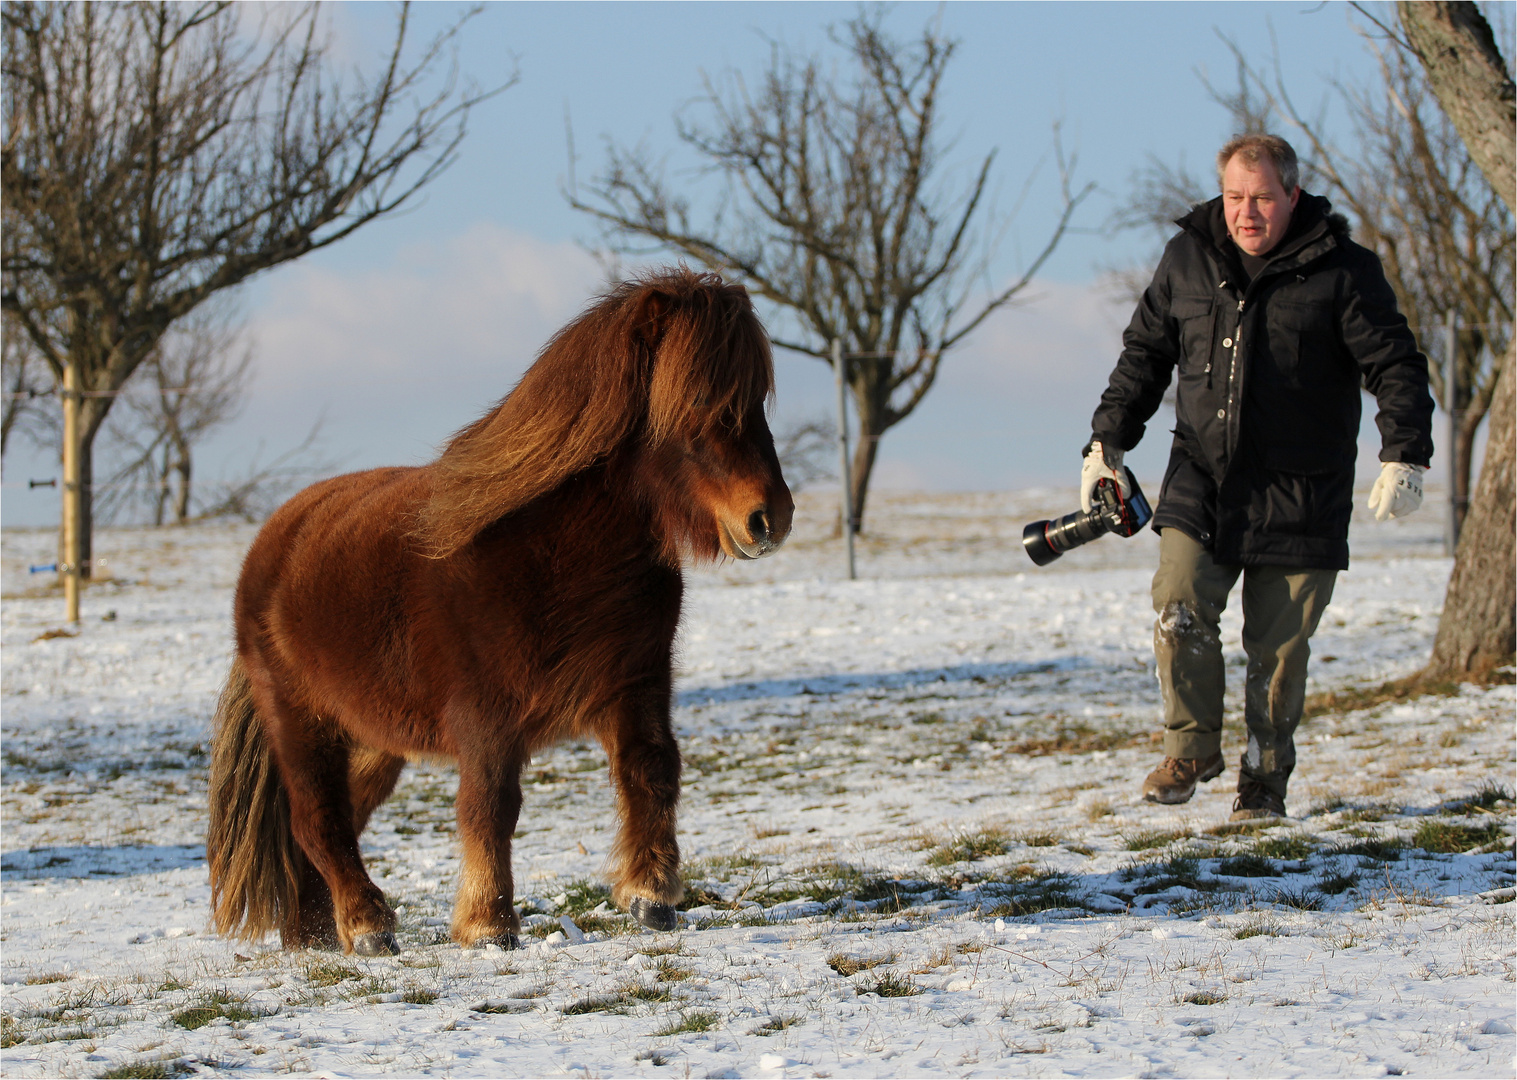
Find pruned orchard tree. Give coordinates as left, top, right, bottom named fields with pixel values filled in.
left=1397, top=0, right=1516, bottom=679
left=2, top=1, right=504, bottom=621
left=569, top=10, right=1090, bottom=532
left=94, top=299, right=254, bottom=527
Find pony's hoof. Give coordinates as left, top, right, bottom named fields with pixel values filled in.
left=352, top=931, right=399, bottom=957
left=474, top=934, right=521, bottom=951
left=630, top=897, right=679, bottom=932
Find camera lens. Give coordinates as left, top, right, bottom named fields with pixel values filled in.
left=1022, top=508, right=1111, bottom=565
left=1022, top=521, right=1061, bottom=565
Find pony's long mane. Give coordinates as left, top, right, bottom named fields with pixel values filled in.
left=420, top=268, right=774, bottom=559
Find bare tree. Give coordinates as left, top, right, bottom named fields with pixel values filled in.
left=772, top=416, right=837, bottom=492
left=1398, top=0, right=1515, bottom=680
left=2, top=1, right=507, bottom=620
left=569, top=10, right=1090, bottom=532
left=193, top=417, right=331, bottom=525
left=94, top=298, right=253, bottom=526
left=1, top=311, right=51, bottom=460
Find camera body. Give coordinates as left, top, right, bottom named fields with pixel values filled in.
left=1022, top=467, right=1152, bottom=566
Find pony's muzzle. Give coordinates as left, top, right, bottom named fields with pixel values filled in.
left=721, top=502, right=790, bottom=559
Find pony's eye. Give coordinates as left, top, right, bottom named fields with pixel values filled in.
left=693, top=394, right=710, bottom=409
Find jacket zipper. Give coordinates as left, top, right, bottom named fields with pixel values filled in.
left=1224, top=296, right=1244, bottom=455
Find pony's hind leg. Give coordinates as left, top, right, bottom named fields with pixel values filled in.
left=262, top=703, right=399, bottom=956
left=274, top=750, right=400, bottom=951
left=451, top=754, right=525, bottom=948
left=602, top=697, right=684, bottom=931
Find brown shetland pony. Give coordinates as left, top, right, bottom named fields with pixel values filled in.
left=207, top=268, right=793, bottom=956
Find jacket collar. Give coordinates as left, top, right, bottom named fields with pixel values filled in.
left=1177, top=192, right=1342, bottom=284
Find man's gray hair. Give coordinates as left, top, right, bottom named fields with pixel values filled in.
left=1216, top=134, right=1300, bottom=193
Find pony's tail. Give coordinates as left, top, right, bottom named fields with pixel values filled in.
left=206, top=660, right=303, bottom=942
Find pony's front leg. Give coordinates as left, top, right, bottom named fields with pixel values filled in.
left=451, top=756, right=525, bottom=948
left=603, top=696, right=684, bottom=931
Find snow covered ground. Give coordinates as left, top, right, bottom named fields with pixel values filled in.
left=2, top=489, right=1513, bottom=1079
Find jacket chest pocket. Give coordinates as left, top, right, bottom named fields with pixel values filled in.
left=1170, top=295, right=1215, bottom=373
left=1265, top=299, right=1342, bottom=383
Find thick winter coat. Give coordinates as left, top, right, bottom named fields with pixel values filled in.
left=1092, top=193, right=1434, bottom=570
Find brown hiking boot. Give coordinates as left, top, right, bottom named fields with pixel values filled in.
left=1230, top=780, right=1287, bottom=821
left=1141, top=752, right=1224, bottom=804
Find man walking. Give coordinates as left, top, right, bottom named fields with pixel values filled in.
left=1086, top=134, right=1434, bottom=820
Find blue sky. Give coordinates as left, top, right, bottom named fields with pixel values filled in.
left=5, top=2, right=1421, bottom=527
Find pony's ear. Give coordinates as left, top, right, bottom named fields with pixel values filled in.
left=633, top=290, right=671, bottom=351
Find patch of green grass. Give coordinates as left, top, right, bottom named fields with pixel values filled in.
left=1232, top=914, right=1284, bottom=939
left=1218, top=854, right=1278, bottom=878
left=1122, top=828, right=1191, bottom=852
left=561, top=994, right=628, bottom=1015
left=981, top=874, right=1088, bottom=917
left=622, top=981, right=675, bottom=1004
left=1341, top=803, right=1399, bottom=823
left=399, top=988, right=438, bottom=1005
left=96, top=1062, right=191, bottom=1080
left=856, top=971, right=921, bottom=998
left=171, top=989, right=269, bottom=1031
left=1324, top=836, right=1405, bottom=863
left=1123, top=854, right=1203, bottom=893
left=1205, top=820, right=1276, bottom=838
left=1273, top=885, right=1324, bottom=911
left=638, top=940, right=688, bottom=958
left=1014, top=830, right=1061, bottom=848
left=1449, top=781, right=1514, bottom=813
left=574, top=912, right=638, bottom=936
left=926, top=828, right=1012, bottom=866
left=653, top=958, right=693, bottom=983
left=751, top=1013, right=804, bottom=1036
left=1182, top=990, right=1227, bottom=1005
left=1316, top=869, right=1360, bottom=896
left=1412, top=818, right=1507, bottom=854
left=652, top=1010, right=720, bottom=1036
left=1249, top=833, right=1315, bottom=860
left=675, top=886, right=733, bottom=911
left=303, top=960, right=362, bottom=987
left=557, top=879, right=614, bottom=916
left=1, top=1016, right=22, bottom=1050
left=827, top=952, right=895, bottom=977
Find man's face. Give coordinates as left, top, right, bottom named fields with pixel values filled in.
left=1222, top=155, right=1299, bottom=256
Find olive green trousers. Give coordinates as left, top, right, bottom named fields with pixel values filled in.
left=1150, top=528, right=1338, bottom=796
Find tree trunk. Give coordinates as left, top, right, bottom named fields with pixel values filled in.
left=848, top=412, right=883, bottom=535
left=1397, top=2, right=1516, bottom=213
left=1398, top=1, right=1516, bottom=682
left=847, top=359, right=895, bottom=534
left=154, top=445, right=171, bottom=527
left=1427, top=343, right=1515, bottom=677
left=1452, top=397, right=1484, bottom=534
left=174, top=454, right=192, bottom=524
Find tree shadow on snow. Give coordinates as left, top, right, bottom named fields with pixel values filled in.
left=676, top=656, right=1092, bottom=707
left=0, top=843, right=203, bottom=880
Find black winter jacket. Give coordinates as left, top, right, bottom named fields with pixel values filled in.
left=1091, top=193, right=1434, bottom=570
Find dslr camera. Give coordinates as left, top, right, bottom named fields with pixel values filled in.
left=1022, top=467, right=1152, bottom=566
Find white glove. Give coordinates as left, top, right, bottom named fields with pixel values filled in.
left=1081, top=440, right=1131, bottom=513
left=1368, top=462, right=1425, bottom=521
